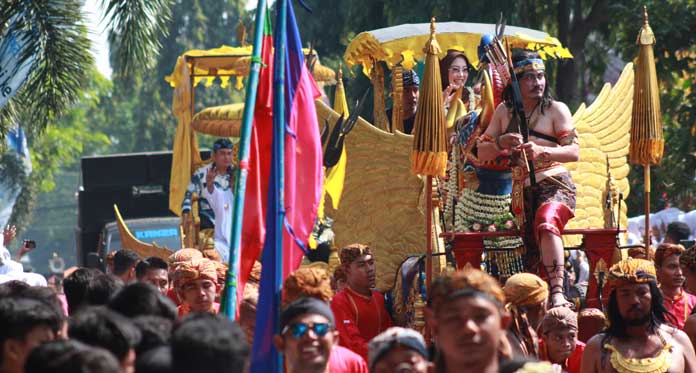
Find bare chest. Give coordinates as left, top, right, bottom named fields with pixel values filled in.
left=502, top=110, right=557, bottom=146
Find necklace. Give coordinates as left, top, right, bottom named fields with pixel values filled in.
left=525, top=101, right=541, bottom=129
left=604, top=334, right=672, bottom=373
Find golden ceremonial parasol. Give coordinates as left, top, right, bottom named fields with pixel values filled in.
left=410, top=18, right=447, bottom=288
left=629, top=6, right=664, bottom=249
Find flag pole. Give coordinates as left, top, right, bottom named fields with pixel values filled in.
left=272, top=0, right=288, bottom=369
left=222, top=0, right=268, bottom=320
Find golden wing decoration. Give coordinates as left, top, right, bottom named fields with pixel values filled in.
left=315, top=99, right=430, bottom=292
left=564, top=63, right=634, bottom=245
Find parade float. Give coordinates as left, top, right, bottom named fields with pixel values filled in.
left=114, top=9, right=666, bottom=329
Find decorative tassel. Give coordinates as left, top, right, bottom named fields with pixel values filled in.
left=410, top=18, right=447, bottom=177
left=629, top=6, right=664, bottom=166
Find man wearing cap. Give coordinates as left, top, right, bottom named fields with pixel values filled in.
left=503, top=272, right=549, bottom=358
left=426, top=268, right=512, bottom=373
left=654, top=243, right=696, bottom=330
left=539, top=307, right=584, bottom=373
left=182, top=138, right=235, bottom=255
left=386, top=69, right=419, bottom=134
left=275, top=297, right=341, bottom=373
left=368, top=327, right=430, bottom=373
left=581, top=258, right=696, bottom=373
left=330, top=244, right=393, bottom=360
left=173, top=258, right=220, bottom=317
left=478, top=49, right=579, bottom=309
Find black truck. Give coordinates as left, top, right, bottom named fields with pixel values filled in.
left=75, top=150, right=210, bottom=267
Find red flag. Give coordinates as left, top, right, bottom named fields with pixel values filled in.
left=237, top=13, right=273, bottom=311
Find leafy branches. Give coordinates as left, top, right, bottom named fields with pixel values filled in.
left=103, top=0, right=173, bottom=77
left=0, top=0, right=93, bottom=134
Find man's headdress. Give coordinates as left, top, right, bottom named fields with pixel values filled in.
left=339, top=244, right=372, bottom=267
left=513, top=58, right=545, bottom=75
left=680, top=245, right=696, bottom=272
left=213, top=138, right=234, bottom=152
left=541, top=307, right=578, bottom=334
left=607, top=257, right=656, bottom=290
left=173, top=258, right=218, bottom=289
left=654, top=243, right=685, bottom=267
left=427, top=268, right=505, bottom=312
left=284, top=266, right=333, bottom=305
left=402, top=69, right=420, bottom=87
left=503, top=273, right=548, bottom=308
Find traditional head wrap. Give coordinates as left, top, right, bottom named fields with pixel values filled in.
left=213, top=261, right=228, bottom=283
left=402, top=69, right=420, bottom=87
left=654, top=243, right=685, bottom=268
left=284, top=266, right=333, bottom=305
left=680, top=245, right=696, bottom=273
left=368, top=327, right=428, bottom=370
left=213, top=138, right=233, bottom=152
left=578, top=308, right=607, bottom=343
left=541, top=307, right=578, bottom=334
left=503, top=273, right=549, bottom=307
left=513, top=58, right=545, bottom=75
left=627, top=246, right=649, bottom=259
left=607, top=258, right=656, bottom=290
left=169, top=248, right=203, bottom=265
left=279, top=297, right=335, bottom=331
left=173, top=258, right=218, bottom=289
left=428, top=268, right=505, bottom=312
left=339, top=244, right=372, bottom=267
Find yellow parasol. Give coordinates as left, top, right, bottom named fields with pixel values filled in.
left=629, top=6, right=664, bottom=248
left=410, top=18, right=447, bottom=177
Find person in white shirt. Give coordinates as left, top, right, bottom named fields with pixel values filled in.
left=202, top=139, right=235, bottom=263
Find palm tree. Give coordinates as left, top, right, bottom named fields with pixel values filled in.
left=0, top=0, right=171, bottom=136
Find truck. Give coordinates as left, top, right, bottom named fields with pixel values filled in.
left=75, top=150, right=210, bottom=267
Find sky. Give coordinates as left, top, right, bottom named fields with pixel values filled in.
left=83, top=0, right=272, bottom=80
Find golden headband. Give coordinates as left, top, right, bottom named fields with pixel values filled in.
left=513, top=58, right=545, bottom=75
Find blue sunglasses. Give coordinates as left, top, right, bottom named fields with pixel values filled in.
left=282, top=322, right=331, bottom=339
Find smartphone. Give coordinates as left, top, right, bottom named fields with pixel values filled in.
left=24, top=239, right=36, bottom=249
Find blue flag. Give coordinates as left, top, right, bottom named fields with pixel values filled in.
left=0, top=14, right=38, bottom=110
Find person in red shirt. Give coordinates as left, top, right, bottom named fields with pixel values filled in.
left=655, top=243, right=696, bottom=329
left=330, top=244, right=393, bottom=360
left=539, top=306, right=584, bottom=373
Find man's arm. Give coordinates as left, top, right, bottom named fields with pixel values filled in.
left=181, top=172, right=201, bottom=212
left=580, top=334, right=603, bottom=373
left=674, top=329, right=696, bottom=372
left=478, top=104, right=521, bottom=161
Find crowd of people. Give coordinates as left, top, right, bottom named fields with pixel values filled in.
left=3, top=234, right=696, bottom=372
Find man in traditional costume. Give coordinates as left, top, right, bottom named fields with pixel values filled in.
left=330, top=244, right=392, bottom=360
left=181, top=138, right=235, bottom=254
left=503, top=272, right=548, bottom=358
left=173, top=257, right=220, bottom=317
left=478, top=50, right=579, bottom=308
left=581, top=258, right=696, bottom=373
left=680, top=244, right=696, bottom=294
left=654, top=243, right=696, bottom=329
left=539, top=307, right=584, bottom=373
left=426, top=268, right=512, bottom=373
left=386, top=69, right=419, bottom=134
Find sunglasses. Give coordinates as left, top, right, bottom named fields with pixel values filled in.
left=282, top=322, right=331, bottom=339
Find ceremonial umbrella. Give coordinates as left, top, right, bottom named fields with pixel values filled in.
left=629, top=6, right=664, bottom=249
left=409, top=18, right=447, bottom=291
